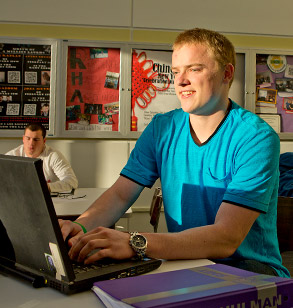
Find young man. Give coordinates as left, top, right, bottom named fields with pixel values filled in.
left=6, top=123, right=78, bottom=193
left=60, top=28, right=289, bottom=277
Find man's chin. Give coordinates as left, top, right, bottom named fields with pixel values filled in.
left=27, top=152, right=36, bottom=158
left=182, top=106, right=200, bottom=115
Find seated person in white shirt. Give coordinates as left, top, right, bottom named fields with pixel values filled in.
left=6, top=123, right=78, bottom=193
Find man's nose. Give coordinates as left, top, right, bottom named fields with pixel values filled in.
left=176, top=72, right=190, bottom=86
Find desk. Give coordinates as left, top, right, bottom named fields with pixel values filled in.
left=0, top=259, right=214, bottom=308
left=53, top=188, right=132, bottom=222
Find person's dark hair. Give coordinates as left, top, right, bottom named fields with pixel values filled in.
left=24, top=123, right=46, bottom=139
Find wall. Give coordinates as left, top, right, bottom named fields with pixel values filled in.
left=2, top=0, right=293, bottom=36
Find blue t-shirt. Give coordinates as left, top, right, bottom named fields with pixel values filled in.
left=121, top=101, right=289, bottom=277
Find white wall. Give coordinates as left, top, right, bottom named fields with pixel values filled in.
left=280, top=143, right=293, bottom=154
left=2, top=0, right=293, bottom=36
left=2, top=138, right=292, bottom=187
left=133, top=0, right=293, bottom=36
left=0, top=0, right=132, bottom=28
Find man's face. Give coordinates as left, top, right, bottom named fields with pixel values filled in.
left=172, top=43, right=227, bottom=116
left=22, top=129, right=45, bottom=158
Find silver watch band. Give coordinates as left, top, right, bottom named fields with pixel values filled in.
left=129, top=231, right=147, bottom=260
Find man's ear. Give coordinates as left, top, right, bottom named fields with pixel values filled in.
left=223, top=63, right=235, bottom=84
left=43, top=138, right=47, bottom=144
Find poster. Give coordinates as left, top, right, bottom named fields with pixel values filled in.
left=256, top=54, right=293, bottom=133
left=66, top=46, right=120, bottom=132
left=131, top=49, right=180, bottom=132
left=0, top=43, right=51, bottom=130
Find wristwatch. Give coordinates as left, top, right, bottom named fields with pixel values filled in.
left=129, top=231, right=147, bottom=260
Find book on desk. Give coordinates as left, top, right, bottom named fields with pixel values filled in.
left=92, top=263, right=293, bottom=308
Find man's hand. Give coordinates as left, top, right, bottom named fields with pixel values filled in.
left=68, top=227, right=135, bottom=264
left=58, top=219, right=85, bottom=246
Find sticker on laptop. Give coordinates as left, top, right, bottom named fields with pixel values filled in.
left=45, top=253, right=57, bottom=273
left=49, top=242, right=66, bottom=280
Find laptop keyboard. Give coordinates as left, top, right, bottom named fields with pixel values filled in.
left=72, top=259, right=116, bottom=274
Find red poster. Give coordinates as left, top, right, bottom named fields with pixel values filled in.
left=66, top=47, right=120, bottom=132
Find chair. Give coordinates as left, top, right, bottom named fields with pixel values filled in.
left=277, top=196, right=293, bottom=277
left=149, top=187, right=163, bottom=233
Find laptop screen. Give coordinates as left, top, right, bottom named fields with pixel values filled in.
left=0, top=154, right=162, bottom=294
left=0, top=154, right=74, bottom=281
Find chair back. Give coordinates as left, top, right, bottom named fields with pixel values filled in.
left=277, top=196, right=293, bottom=252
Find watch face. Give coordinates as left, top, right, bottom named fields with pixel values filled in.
left=132, top=234, right=146, bottom=248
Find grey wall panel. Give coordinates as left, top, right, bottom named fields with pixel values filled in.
left=0, top=0, right=132, bottom=27
left=133, top=0, right=293, bottom=36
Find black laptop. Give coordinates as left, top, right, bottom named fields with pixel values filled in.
left=0, top=154, right=161, bottom=294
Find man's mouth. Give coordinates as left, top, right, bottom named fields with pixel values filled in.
left=181, top=91, right=195, bottom=98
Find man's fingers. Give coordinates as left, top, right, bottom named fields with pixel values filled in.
left=84, top=249, right=109, bottom=264
left=69, top=235, right=108, bottom=261
left=58, top=219, right=83, bottom=241
left=58, top=219, right=72, bottom=240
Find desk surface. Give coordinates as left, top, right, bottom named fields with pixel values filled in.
left=0, top=259, right=214, bottom=308
left=53, top=188, right=132, bottom=218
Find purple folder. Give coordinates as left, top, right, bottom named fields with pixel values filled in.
left=93, top=263, right=293, bottom=308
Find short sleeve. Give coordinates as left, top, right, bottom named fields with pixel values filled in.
left=223, top=128, right=280, bottom=213
left=121, top=117, right=160, bottom=187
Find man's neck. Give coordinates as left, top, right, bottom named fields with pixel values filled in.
left=189, top=100, right=230, bottom=145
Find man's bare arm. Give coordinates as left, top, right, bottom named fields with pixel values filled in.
left=60, top=176, right=144, bottom=241
left=144, top=201, right=260, bottom=260
left=65, top=200, right=260, bottom=264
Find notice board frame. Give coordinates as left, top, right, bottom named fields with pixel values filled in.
left=0, top=37, right=57, bottom=137
left=250, top=48, right=293, bottom=140
left=57, top=39, right=131, bottom=138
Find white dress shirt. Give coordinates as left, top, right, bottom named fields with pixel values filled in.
left=6, top=144, right=78, bottom=193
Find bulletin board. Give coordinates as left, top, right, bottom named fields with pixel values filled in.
left=58, top=40, right=129, bottom=138
left=256, top=53, right=293, bottom=133
left=131, top=48, right=179, bottom=132
left=0, top=38, right=56, bottom=137
left=65, top=46, right=120, bottom=132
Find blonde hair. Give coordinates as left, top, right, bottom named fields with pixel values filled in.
left=173, top=28, right=236, bottom=86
